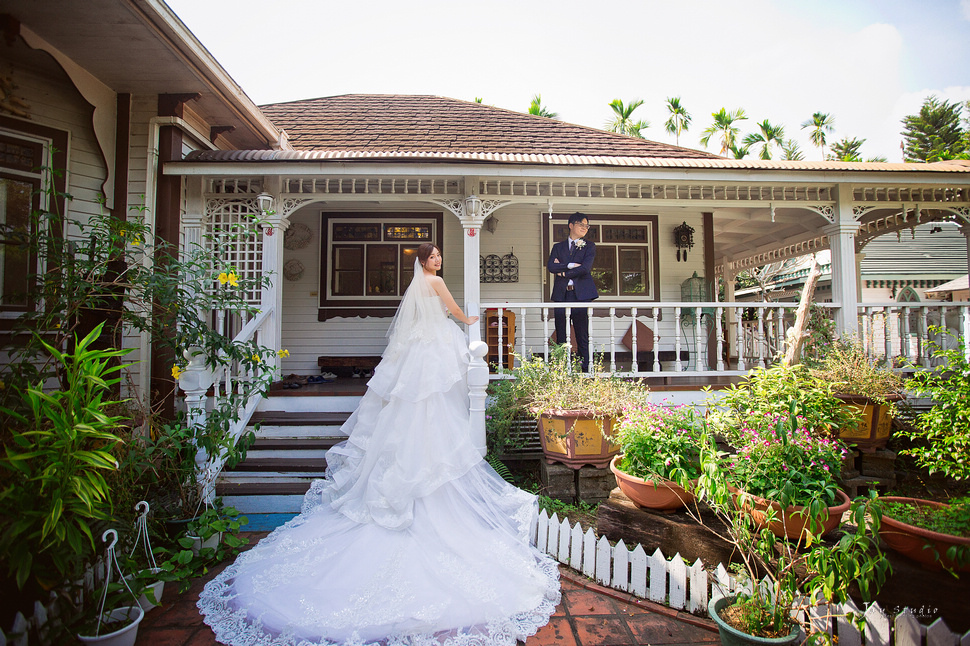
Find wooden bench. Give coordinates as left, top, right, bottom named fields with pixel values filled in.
left=317, top=356, right=382, bottom=372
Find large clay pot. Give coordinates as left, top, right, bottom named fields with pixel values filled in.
left=734, top=488, right=851, bottom=541
left=77, top=606, right=145, bottom=646
left=609, top=456, right=695, bottom=511
left=537, top=409, right=620, bottom=469
left=879, top=496, right=970, bottom=572
left=708, top=595, right=800, bottom=646
left=836, top=394, right=904, bottom=452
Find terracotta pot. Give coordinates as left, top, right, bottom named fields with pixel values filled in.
left=879, top=496, right=970, bottom=572
left=734, top=487, right=851, bottom=541
left=537, top=409, right=620, bottom=469
left=836, top=394, right=904, bottom=452
left=609, top=456, right=696, bottom=511
left=708, top=595, right=800, bottom=646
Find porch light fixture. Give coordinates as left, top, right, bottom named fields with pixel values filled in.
left=465, top=194, right=482, bottom=219
left=256, top=192, right=274, bottom=215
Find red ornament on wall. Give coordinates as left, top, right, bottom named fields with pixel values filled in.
left=467, top=229, right=477, bottom=237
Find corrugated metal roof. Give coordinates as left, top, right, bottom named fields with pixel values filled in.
left=181, top=147, right=970, bottom=173
left=860, top=222, right=969, bottom=277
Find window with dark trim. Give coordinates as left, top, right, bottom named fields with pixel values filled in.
left=318, top=213, right=443, bottom=320
left=0, top=133, right=44, bottom=313
left=543, top=214, right=660, bottom=302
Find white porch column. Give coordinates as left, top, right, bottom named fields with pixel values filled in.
left=961, top=222, right=970, bottom=276
left=823, top=184, right=860, bottom=338
left=459, top=195, right=488, bottom=457
left=722, top=260, right=738, bottom=365
left=258, top=178, right=283, bottom=376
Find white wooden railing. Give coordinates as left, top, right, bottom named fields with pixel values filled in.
left=479, top=300, right=970, bottom=376
left=178, top=305, right=276, bottom=504
left=530, top=509, right=970, bottom=646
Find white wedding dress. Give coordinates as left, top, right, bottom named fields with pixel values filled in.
left=197, top=266, right=560, bottom=646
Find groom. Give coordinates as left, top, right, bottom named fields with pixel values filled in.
left=547, top=212, right=598, bottom=371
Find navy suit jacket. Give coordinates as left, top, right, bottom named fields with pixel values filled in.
left=547, top=238, right=598, bottom=302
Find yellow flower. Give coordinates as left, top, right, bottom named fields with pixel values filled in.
left=252, top=354, right=260, bottom=363
left=131, top=237, right=141, bottom=246
left=218, top=272, right=229, bottom=285
left=278, top=349, right=290, bottom=358
left=227, top=272, right=238, bottom=288
left=172, top=365, right=183, bottom=379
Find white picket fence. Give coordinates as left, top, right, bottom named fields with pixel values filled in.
left=530, top=508, right=970, bottom=646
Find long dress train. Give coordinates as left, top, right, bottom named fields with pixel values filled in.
left=197, top=294, right=560, bottom=646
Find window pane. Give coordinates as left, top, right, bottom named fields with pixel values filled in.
left=400, top=246, right=418, bottom=292
left=384, top=224, right=431, bottom=241
left=552, top=223, right=599, bottom=243
left=333, top=224, right=380, bottom=241
left=332, top=245, right=363, bottom=295
left=0, top=176, right=34, bottom=308
left=591, top=246, right=616, bottom=295
left=604, top=225, right=648, bottom=243
left=366, top=245, right=397, bottom=295
left=619, top=247, right=647, bottom=295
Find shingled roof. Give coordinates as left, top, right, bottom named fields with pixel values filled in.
left=258, top=94, right=721, bottom=159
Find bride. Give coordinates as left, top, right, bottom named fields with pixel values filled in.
left=198, top=243, right=561, bottom=646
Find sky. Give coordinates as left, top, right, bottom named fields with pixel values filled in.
left=165, top=0, right=970, bottom=162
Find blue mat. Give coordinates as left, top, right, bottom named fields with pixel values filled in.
left=242, top=513, right=298, bottom=532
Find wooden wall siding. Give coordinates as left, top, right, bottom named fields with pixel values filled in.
left=531, top=509, right=970, bottom=646
left=276, top=206, right=711, bottom=372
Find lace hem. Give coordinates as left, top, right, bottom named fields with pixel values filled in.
left=197, top=552, right=560, bottom=646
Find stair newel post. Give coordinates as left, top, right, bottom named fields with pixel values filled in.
left=467, top=301, right=489, bottom=457
left=178, top=346, right=217, bottom=503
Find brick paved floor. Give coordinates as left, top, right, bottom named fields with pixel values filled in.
left=136, top=533, right=718, bottom=646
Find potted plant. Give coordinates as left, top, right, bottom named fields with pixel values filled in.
left=876, top=496, right=970, bottom=572
left=512, top=345, right=649, bottom=469
left=75, top=529, right=145, bottom=646
left=610, top=403, right=702, bottom=511
left=692, top=428, right=890, bottom=645
left=811, top=338, right=904, bottom=452
left=725, top=409, right=851, bottom=542
left=876, top=330, right=970, bottom=572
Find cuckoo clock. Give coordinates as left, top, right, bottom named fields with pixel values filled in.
left=673, top=221, right=695, bottom=262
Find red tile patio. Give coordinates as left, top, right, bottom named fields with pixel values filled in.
left=136, top=532, right=718, bottom=646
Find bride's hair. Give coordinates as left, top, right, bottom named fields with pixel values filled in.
left=417, top=243, right=439, bottom=267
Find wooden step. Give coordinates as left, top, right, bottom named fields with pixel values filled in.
left=232, top=456, right=327, bottom=472
left=250, top=437, right=342, bottom=450
left=251, top=411, right=351, bottom=426
left=216, top=480, right=313, bottom=496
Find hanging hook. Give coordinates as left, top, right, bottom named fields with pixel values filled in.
left=135, top=500, right=150, bottom=518
left=101, top=528, right=118, bottom=551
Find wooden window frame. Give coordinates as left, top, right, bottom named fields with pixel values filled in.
left=542, top=213, right=660, bottom=303
left=318, top=212, right=443, bottom=321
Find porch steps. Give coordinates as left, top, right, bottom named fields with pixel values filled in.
left=216, top=406, right=357, bottom=514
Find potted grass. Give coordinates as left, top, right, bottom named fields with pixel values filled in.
left=610, top=403, right=702, bottom=511
left=811, top=338, right=905, bottom=452
left=513, top=345, right=649, bottom=469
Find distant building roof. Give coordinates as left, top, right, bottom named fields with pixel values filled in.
left=257, top=94, right=722, bottom=159
left=925, top=274, right=969, bottom=294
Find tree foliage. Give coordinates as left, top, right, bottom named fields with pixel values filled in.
left=528, top=94, right=558, bottom=119
left=700, top=107, right=747, bottom=156
left=605, top=98, right=648, bottom=138
left=800, top=112, right=834, bottom=159
left=743, top=119, right=786, bottom=160
left=901, top=96, right=967, bottom=162
left=664, top=96, right=691, bottom=145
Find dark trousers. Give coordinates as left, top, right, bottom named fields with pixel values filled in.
left=554, top=290, right=590, bottom=371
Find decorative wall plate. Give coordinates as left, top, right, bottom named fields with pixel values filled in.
left=284, top=222, right=312, bottom=250
left=283, top=259, right=305, bottom=281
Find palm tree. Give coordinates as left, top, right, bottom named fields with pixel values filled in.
left=528, top=94, right=559, bottom=119
left=605, top=99, right=649, bottom=138
left=728, top=142, right=751, bottom=159
left=827, top=137, right=865, bottom=161
left=742, top=119, right=786, bottom=160
left=780, top=139, right=804, bottom=161
left=800, top=112, right=835, bottom=160
left=700, top=108, right=747, bottom=156
left=664, top=97, right=691, bottom=145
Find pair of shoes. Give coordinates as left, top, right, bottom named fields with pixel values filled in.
left=282, top=381, right=301, bottom=389
left=320, top=371, right=337, bottom=380
left=307, top=375, right=335, bottom=384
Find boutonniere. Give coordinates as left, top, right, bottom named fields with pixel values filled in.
left=574, top=239, right=586, bottom=249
